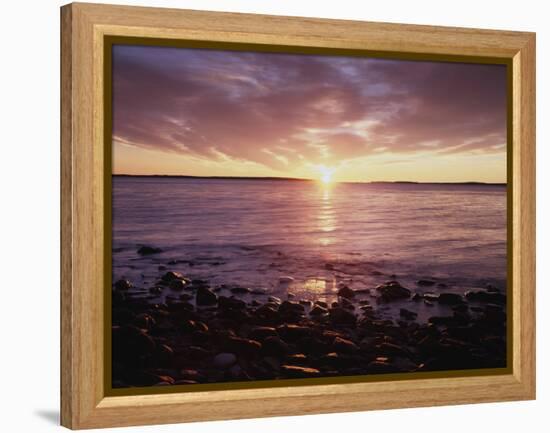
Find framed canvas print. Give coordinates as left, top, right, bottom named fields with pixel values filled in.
left=60, top=2, right=536, bottom=429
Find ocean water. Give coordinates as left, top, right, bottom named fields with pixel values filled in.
left=112, top=177, right=507, bottom=322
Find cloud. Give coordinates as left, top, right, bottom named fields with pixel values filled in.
left=112, top=45, right=507, bottom=172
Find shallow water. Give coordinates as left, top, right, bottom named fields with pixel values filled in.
left=112, top=177, right=507, bottom=322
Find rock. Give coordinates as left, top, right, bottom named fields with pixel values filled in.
left=137, top=246, right=163, bottom=255
left=299, top=299, right=313, bottom=307
left=112, top=325, right=156, bottom=361
left=332, top=336, right=359, bottom=354
left=268, top=296, right=282, bottom=304
left=286, top=353, right=308, bottom=365
left=124, top=371, right=174, bottom=386
left=276, top=324, right=312, bottom=342
left=329, top=307, right=357, bottom=326
left=377, top=342, right=408, bottom=357
left=325, top=263, right=334, bottom=270
left=428, top=316, right=458, bottom=327
left=196, top=287, right=218, bottom=306
left=310, top=305, right=328, bottom=316
left=248, top=326, right=278, bottom=341
left=423, top=293, right=439, bottom=302
left=114, top=279, right=132, bottom=291
left=212, top=352, right=237, bottom=368
left=438, top=293, right=464, bottom=305
left=225, top=337, right=262, bottom=357
left=366, top=360, right=398, bottom=374
left=411, top=292, right=422, bottom=302
left=230, top=287, right=251, bottom=294
left=161, top=271, right=185, bottom=283
left=250, top=287, right=269, bottom=295
left=399, top=308, right=418, bottom=320
left=465, top=290, right=506, bottom=304
left=133, top=313, right=156, bottom=329
left=262, top=336, right=289, bottom=358
left=376, top=281, right=411, bottom=301
left=278, top=301, right=305, bottom=315
left=279, top=276, right=295, bottom=285
left=169, top=279, right=187, bottom=291
left=218, top=296, right=246, bottom=310
left=337, top=286, right=356, bottom=299
left=149, top=286, right=163, bottom=295
left=255, top=303, right=279, bottom=321
left=280, top=365, right=320, bottom=378
left=417, top=279, right=435, bottom=286
left=315, top=301, right=328, bottom=308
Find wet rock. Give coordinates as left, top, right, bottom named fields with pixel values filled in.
left=231, top=287, right=251, bottom=294
left=399, top=308, right=418, bottom=320
left=268, top=296, right=282, bottom=304
left=182, top=319, right=208, bottom=333
left=366, top=360, right=398, bottom=374
left=310, top=305, right=328, bottom=316
left=112, top=325, right=156, bottom=361
left=332, top=336, right=359, bottom=354
left=280, top=365, right=320, bottom=378
left=169, top=279, right=187, bottom=291
left=225, top=337, right=262, bottom=357
left=376, top=281, right=411, bottom=301
left=218, top=296, right=246, bottom=310
left=411, top=293, right=422, bottom=302
left=423, top=293, right=439, bottom=302
left=277, top=324, right=312, bottom=342
left=149, top=286, right=163, bottom=295
left=279, top=276, right=295, bottom=285
left=133, top=313, right=156, bottom=330
left=278, top=301, right=305, bottom=315
left=137, top=246, right=163, bottom=255
left=338, top=286, right=356, bottom=299
left=329, top=307, right=357, bottom=326
left=114, top=279, right=132, bottom=291
left=161, top=271, right=185, bottom=283
left=438, top=293, right=464, bottom=305
left=417, top=279, right=436, bottom=286
left=196, top=287, right=218, bottom=306
left=255, top=303, right=280, bottom=321
left=377, top=342, right=408, bottom=357
left=299, top=299, right=313, bottom=307
left=248, top=326, right=278, bottom=341
left=250, top=287, right=269, bottom=295
left=262, top=336, right=290, bottom=358
left=124, top=371, right=173, bottom=386
left=465, top=290, right=506, bottom=304
left=212, top=352, right=237, bottom=368
left=315, top=300, right=328, bottom=308
left=287, top=353, right=308, bottom=365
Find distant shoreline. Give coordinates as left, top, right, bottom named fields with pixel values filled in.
left=112, top=174, right=506, bottom=186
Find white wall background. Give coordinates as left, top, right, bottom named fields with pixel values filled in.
left=0, top=0, right=546, bottom=431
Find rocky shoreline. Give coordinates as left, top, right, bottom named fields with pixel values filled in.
left=112, top=270, right=507, bottom=388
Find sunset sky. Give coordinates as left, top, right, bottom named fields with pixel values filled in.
left=112, top=45, right=507, bottom=183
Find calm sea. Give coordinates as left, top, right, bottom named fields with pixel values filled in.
left=112, top=177, right=507, bottom=321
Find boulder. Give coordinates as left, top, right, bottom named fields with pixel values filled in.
left=417, top=279, right=435, bottom=286
left=196, top=287, right=218, bottom=306
left=114, top=279, right=132, bottom=291
left=212, top=352, right=237, bottom=368
left=261, top=336, right=289, bottom=358
left=280, top=365, right=320, bottom=378
left=137, top=246, right=163, bottom=255
left=438, top=293, right=464, bottom=305
left=376, top=281, right=411, bottom=301
left=329, top=307, right=357, bottom=326
left=337, top=286, right=356, bottom=299
left=332, top=336, right=359, bottom=354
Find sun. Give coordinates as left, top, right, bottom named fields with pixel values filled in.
left=318, top=165, right=335, bottom=184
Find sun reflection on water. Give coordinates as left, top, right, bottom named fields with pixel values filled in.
left=318, top=184, right=337, bottom=245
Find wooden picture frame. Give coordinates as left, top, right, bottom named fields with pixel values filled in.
left=60, top=2, right=536, bottom=429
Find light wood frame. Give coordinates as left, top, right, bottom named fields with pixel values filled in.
left=61, top=2, right=536, bottom=429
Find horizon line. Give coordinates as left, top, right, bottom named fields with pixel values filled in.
left=112, top=173, right=506, bottom=186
